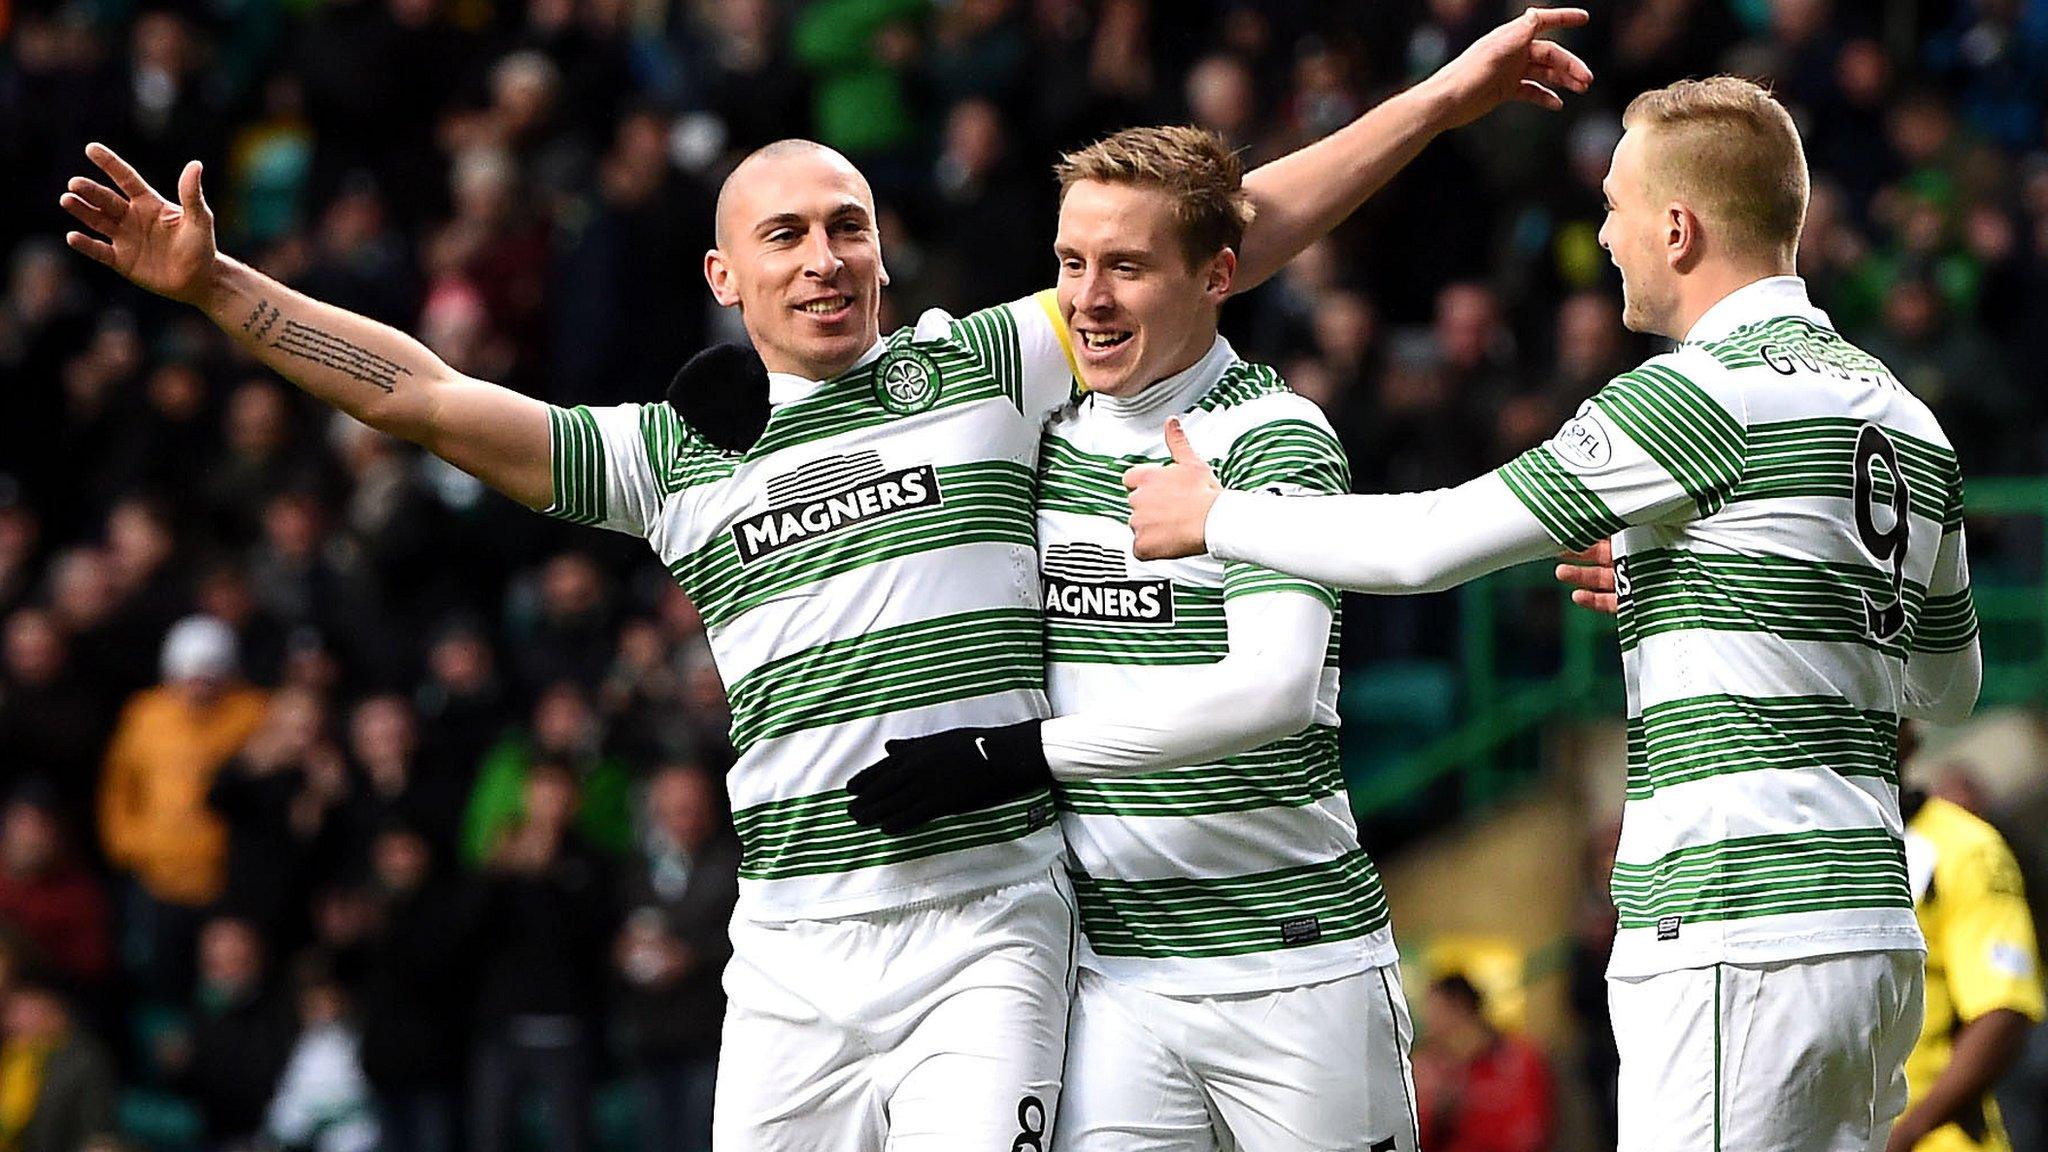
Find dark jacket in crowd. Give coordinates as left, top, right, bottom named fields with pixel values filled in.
left=359, top=876, right=469, bottom=1093
left=181, top=984, right=298, bottom=1142
left=207, top=760, right=338, bottom=942
left=466, top=835, right=617, bottom=1027
left=613, top=836, right=740, bottom=1062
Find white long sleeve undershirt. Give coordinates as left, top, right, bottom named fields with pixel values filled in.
left=1204, top=471, right=1558, bottom=594
left=1039, top=591, right=1333, bottom=782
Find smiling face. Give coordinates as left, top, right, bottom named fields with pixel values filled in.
left=705, top=143, right=888, bottom=381
left=1598, top=128, right=1682, bottom=338
left=1054, top=180, right=1233, bottom=397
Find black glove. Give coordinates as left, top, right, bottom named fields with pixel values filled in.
left=845, top=720, right=1051, bottom=834
left=666, top=343, right=770, bottom=453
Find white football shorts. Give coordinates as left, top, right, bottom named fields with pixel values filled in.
left=1054, top=962, right=1418, bottom=1151
left=714, top=865, right=1080, bottom=1151
left=1610, top=950, right=1924, bottom=1152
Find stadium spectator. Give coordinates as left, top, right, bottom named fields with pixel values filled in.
left=613, top=762, right=739, bottom=1152
left=596, top=617, right=692, bottom=767
left=790, top=0, right=926, bottom=173
left=508, top=551, right=618, bottom=698
left=0, top=787, right=112, bottom=1001
left=98, top=616, right=266, bottom=997
left=98, top=495, right=189, bottom=690
left=93, top=362, right=217, bottom=528
left=110, top=11, right=225, bottom=198
left=1414, top=973, right=1558, bottom=1152
left=163, top=916, right=298, bottom=1149
left=549, top=105, right=715, bottom=410
left=356, top=823, right=465, bottom=1152
left=190, top=558, right=290, bottom=690
left=412, top=619, right=509, bottom=787
left=0, top=609, right=114, bottom=820
left=1861, top=272, right=2024, bottom=472
left=422, top=142, right=553, bottom=389
left=1923, top=0, right=2048, bottom=150
left=246, top=489, right=391, bottom=688
left=264, top=955, right=379, bottom=1152
left=677, top=0, right=812, bottom=161
left=1184, top=53, right=1260, bottom=152
left=461, top=681, right=633, bottom=866
left=923, top=97, right=1049, bottom=313
left=464, top=762, right=615, bottom=1152
left=0, top=979, right=119, bottom=1152
left=207, top=686, right=350, bottom=946
left=200, top=377, right=331, bottom=549
left=0, top=241, right=93, bottom=506
left=334, top=694, right=468, bottom=869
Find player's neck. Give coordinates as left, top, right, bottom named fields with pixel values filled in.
left=1095, top=334, right=1228, bottom=421
left=1669, top=262, right=1797, bottom=341
left=759, top=339, right=887, bottom=404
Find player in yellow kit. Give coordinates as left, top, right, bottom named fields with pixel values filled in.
left=1890, top=782, right=2044, bottom=1152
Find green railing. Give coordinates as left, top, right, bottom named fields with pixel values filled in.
left=1345, top=477, right=2048, bottom=821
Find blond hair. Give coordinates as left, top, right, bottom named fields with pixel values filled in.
left=1623, top=76, right=1809, bottom=266
left=1054, top=125, right=1255, bottom=267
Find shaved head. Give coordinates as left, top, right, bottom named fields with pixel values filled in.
left=704, top=138, right=889, bottom=380
left=714, top=139, right=871, bottom=248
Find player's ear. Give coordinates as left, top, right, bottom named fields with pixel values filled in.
left=705, top=248, right=741, bottom=308
left=1665, top=203, right=1700, bottom=271
left=1204, top=248, right=1236, bottom=301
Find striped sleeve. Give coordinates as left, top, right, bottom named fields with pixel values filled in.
left=1916, top=463, right=1977, bottom=655
left=1905, top=504, right=1981, bottom=721
left=541, top=402, right=668, bottom=537
left=949, top=292, right=1081, bottom=420
left=1218, top=408, right=1351, bottom=608
left=1914, top=522, right=1977, bottom=655
left=1500, top=354, right=1748, bottom=549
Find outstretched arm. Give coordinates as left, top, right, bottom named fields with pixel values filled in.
left=1234, top=6, right=1591, bottom=293
left=1126, top=419, right=1557, bottom=591
left=1131, top=359, right=1750, bottom=592
left=60, top=143, right=552, bottom=509
left=1206, top=476, right=1559, bottom=593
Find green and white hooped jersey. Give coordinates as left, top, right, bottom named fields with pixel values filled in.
left=543, top=296, right=1080, bottom=921
left=1498, top=278, right=1971, bottom=976
left=1038, top=341, right=1396, bottom=995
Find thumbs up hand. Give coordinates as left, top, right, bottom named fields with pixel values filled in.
left=1124, top=417, right=1222, bottom=560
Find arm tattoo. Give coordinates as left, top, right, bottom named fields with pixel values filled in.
left=240, top=299, right=282, bottom=343
left=270, top=318, right=413, bottom=394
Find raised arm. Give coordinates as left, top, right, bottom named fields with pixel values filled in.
left=1234, top=6, right=1591, bottom=293
left=60, top=143, right=552, bottom=510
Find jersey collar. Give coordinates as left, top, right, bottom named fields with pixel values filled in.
left=1095, top=335, right=1235, bottom=424
left=1682, top=275, right=1833, bottom=345
left=766, top=339, right=888, bottom=408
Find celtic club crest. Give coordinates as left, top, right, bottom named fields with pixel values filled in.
left=873, top=347, right=942, bottom=415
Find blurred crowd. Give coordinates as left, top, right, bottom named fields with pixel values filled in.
left=3, top=0, right=2048, bottom=1148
